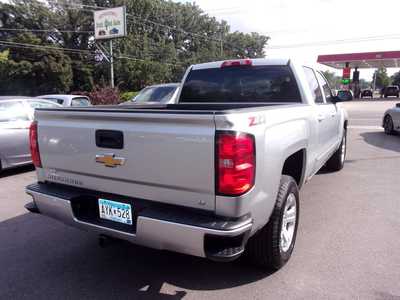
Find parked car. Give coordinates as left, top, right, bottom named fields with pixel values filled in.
left=26, top=58, right=348, bottom=270
left=122, top=83, right=180, bottom=105
left=360, top=89, right=373, bottom=98
left=382, top=103, right=400, bottom=135
left=337, top=90, right=353, bottom=101
left=382, top=86, right=399, bottom=98
left=0, top=97, right=61, bottom=172
left=38, top=94, right=91, bottom=107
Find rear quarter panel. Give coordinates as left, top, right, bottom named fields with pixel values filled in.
left=214, top=105, right=314, bottom=233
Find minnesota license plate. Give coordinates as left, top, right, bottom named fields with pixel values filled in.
left=98, top=198, right=132, bottom=225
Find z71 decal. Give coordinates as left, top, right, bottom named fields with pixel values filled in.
left=249, top=115, right=266, bottom=127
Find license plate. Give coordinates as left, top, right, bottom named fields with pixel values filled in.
left=98, top=198, right=132, bottom=225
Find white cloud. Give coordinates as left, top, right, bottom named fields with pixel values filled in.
left=179, top=0, right=400, bottom=80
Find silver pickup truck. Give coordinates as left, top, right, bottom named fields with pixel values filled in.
left=26, top=58, right=348, bottom=270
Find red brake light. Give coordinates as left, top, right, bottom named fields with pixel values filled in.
left=216, top=132, right=255, bottom=196
left=221, top=59, right=252, bottom=68
left=29, top=121, right=42, bottom=168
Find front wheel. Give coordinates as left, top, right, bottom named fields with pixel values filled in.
left=384, top=115, right=394, bottom=135
left=326, top=128, right=347, bottom=172
left=246, top=175, right=299, bottom=270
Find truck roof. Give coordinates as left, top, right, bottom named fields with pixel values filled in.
left=192, top=58, right=291, bottom=70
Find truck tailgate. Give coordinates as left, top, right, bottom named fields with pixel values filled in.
left=36, top=109, right=216, bottom=211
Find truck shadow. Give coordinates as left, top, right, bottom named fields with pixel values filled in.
left=360, top=131, right=400, bottom=153
left=0, top=213, right=270, bottom=299
left=0, top=164, right=34, bottom=178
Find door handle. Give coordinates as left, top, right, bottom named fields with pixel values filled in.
left=317, top=114, right=325, bottom=122
left=330, top=112, right=337, bottom=117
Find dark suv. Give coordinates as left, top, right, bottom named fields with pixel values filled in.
left=361, top=89, right=373, bottom=98
left=382, top=86, right=399, bottom=98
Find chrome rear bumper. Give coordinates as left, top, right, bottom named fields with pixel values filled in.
left=26, top=183, right=252, bottom=260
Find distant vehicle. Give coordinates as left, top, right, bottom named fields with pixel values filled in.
left=38, top=94, right=91, bottom=107
left=109, top=28, right=119, bottom=35
left=0, top=97, right=61, bottom=172
left=360, top=89, right=373, bottom=98
left=382, top=103, right=400, bottom=135
left=382, top=86, right=399, bottom=98
left=337, top=90, right=353, bottom=101
left=122, top=83, right=180, bottom=105
left=98, top=30, right=106, bottom=36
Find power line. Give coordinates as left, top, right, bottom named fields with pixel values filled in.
left=0, top=40, right=184, bottom=66
left=50, top=1, right=225, bottom=43
left=0, top=28, right=93, bottom=34
left=0, top=40, right=95, bottom=55
left=267, top=34, right=400, bottom=49
left=117, top=55, right=183, bottom=66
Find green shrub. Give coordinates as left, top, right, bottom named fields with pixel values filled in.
left=73, top=86, right=120, bottom=105
left=120, top=91, right=139, bottom=102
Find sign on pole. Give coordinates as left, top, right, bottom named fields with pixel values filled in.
left=94, top=6, right=126, bottom=40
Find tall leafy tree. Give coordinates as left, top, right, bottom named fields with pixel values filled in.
left=372, top=68, right=391, bottom=89
left=391, top=71, right=400, bottom=87
left=0, top=0, right=270, bottom=95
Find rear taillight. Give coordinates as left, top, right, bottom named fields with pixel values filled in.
left=221, top=59, right=252, bottom=68
left=216, top=132, right=255, bottom=196
left=29, top=121, right=42, bottom=168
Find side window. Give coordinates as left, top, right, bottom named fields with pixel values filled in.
left=71, top=97, right=90, bottom=107
left=316, top=72, right=333, bottom=103
left=303, top=67, right=324, bottom=104
left=0, top=101, right=29, bottom=122
left=27, top=100, right=60, bottom=109
left=44, top=98, right=64, bottom=105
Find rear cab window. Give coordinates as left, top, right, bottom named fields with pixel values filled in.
left=179, top=65, right=301, bottom=103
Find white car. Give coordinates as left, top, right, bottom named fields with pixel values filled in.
left=38, top=94, right=91, bottom=107
left=383, top=103, right=400, bottom=135
left=121, top=83, right=180, bottom=105
left=0, top=97, right=61, bottom=171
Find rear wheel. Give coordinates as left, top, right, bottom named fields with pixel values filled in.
left=326, top=129, right=347, bottom=172
left=384, top=115, right=394, bottom=135
left=246, top=175, right=299, bottom=270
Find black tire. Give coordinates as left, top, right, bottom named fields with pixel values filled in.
left=246, top=175, right=299, bottom=270
left=383, top=115, right=394, bottom=135
left=326, top=128, right=347, bottom=172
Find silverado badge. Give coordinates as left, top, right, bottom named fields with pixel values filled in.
left=95, top=154, right=126, bottom=168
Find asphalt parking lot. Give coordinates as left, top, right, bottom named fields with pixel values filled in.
left=0, top=100, right=399, bottom=300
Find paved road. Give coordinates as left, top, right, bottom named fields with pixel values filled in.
left=0, top=100, right=399, bottom=300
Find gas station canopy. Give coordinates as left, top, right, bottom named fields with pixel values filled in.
left=317, top=50, right=400, bottom=69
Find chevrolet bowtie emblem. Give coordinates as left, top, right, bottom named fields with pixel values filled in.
left=95, top=154, right=126, bottom=168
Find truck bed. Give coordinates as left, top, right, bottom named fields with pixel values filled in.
left=39, top=102, right=294, bottom=114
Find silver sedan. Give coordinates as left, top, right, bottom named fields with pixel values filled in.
left=0, top=97, right=61, bottom=171
left=383, top=103, right=400, bottom=135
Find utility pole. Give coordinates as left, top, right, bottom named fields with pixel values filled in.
left=110, top=40, right=114, bottom=88
left=220, top=32, right=224, bottom=57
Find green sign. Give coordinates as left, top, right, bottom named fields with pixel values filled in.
left=341, top=79, right=350, bottom=85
